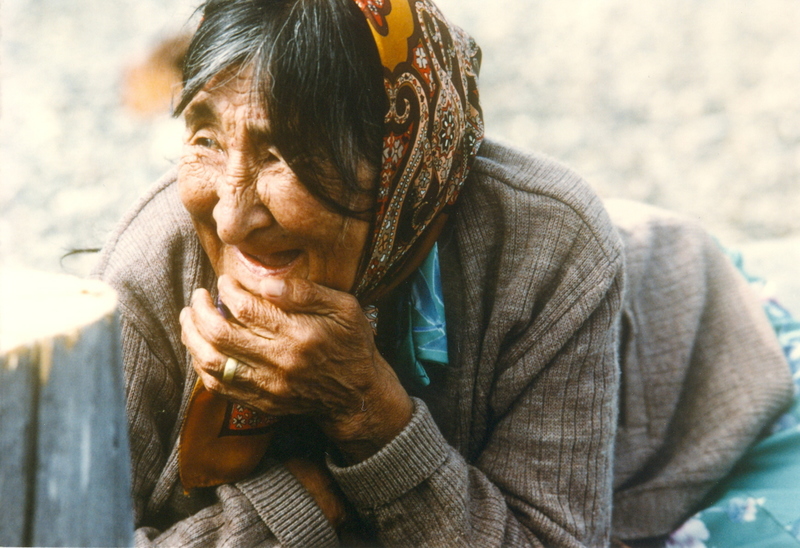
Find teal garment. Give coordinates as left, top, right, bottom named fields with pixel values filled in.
left=667, top=250, right=800, bottom=547
left=396, top=243, right=449, bottom=387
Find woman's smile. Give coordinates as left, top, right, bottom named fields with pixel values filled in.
left=233, top=246, right=302, bottom=276
left=177, top=69, right=373, bottom=293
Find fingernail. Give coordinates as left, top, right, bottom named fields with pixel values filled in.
left=214, top=296, right=232, bottom=319
left=261, top=277, right=284, bottom=297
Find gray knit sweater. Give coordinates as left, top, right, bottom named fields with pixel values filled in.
left=94, top=140, right=791, bottom=547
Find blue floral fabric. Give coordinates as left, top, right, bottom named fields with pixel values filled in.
left=397, top=242, right=449, bottom=386
left=667, top=249, right=800, bottom=548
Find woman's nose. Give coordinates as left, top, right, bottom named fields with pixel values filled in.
left=212, top=151, right=273, bottom=244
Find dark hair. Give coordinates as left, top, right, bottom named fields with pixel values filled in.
left=175, top=0, right=386, bottom=217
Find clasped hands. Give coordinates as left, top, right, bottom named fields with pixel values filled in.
left=179, top=273, right=413, bottom=526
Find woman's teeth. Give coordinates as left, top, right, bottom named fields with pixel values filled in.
left=245, top=249, right=300, bottom=268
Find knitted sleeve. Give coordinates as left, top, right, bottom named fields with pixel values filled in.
left=328, top=274, right=622, bottom=547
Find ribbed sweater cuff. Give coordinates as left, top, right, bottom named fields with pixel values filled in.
left=238, top=459, right=339, bottom=548
left=327, top=398, right=449, bottom=509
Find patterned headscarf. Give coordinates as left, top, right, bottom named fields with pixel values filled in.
left=352, top=0, right=484, bottom=304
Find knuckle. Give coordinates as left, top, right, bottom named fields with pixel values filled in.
left=289, top=279, right=316, bottom=305
left=203, top=375, right=223, bottom=394
left=234, top=299, right=260, bottom=324
left=290, top=333, right=324, bottom=364
left=295, top=328, right=319, bottom=348
left=289, top=354, right=309, bottom=373
left=255, top=369, right=278, bottom=391
left=341, top=297, right=362, bottom=319
left=190, top=348, right=211, bottom=370
left=276, top=350, right=298, bottom=373
left=270, top=378, right=291, bottom=399
left=194, top=351, right=217, bottom=371
left=205, top=317, right=232, bottom=345
left=307, top=332, right=327, bottom=352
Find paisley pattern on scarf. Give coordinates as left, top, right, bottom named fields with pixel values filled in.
left=352, top=0, right=483, bottom=303
left=354, top=0, right=392, bottom=35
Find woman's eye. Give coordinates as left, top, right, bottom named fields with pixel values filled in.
left=260, top=149, right=277, bottom=162
left=194, top=136, right=218, bottom=149
left=263, top=146, right=283, bottom=163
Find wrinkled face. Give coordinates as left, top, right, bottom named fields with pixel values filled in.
left=178, top=70, right=373, bottom=293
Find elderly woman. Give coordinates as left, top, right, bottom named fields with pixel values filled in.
left=95, top=0, right=798, bottom=546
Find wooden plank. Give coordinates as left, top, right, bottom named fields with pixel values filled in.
left=0, top=348, right=39, bottom=547
left=31, top=312, right=134, bottom=547
left=0, top=268, right=134, bottom=547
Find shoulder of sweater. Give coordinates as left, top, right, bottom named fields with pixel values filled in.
left=462, top=138, right=623, bottom=267
left=439, top=139, right=625, bottom=359
left=93, top=168, right=191, bottom=280
left=439, top=140, right=625, bottom=419
left=91, top=169, right=212, bottom=344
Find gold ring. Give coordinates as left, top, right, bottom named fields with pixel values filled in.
left=222, top=356, right=239, bottom=383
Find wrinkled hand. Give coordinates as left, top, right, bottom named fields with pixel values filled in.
left=179, top=274, right=413, bottom=462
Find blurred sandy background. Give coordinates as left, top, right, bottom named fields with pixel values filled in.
left=2, top=0, right=799, bottom=298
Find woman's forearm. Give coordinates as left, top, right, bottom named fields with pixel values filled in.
left=327, top=284, right=621, bottom=548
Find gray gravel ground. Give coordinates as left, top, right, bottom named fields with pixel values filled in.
left=2, top=0, right=798, bottom=304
